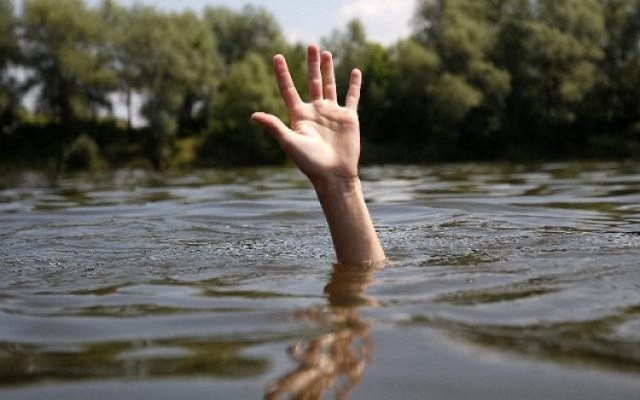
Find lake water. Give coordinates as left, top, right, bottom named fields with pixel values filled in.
left=1, top=162, right=640, bottom=399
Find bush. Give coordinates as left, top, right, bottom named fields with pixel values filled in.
left=63, top=134, right=101, bottom=171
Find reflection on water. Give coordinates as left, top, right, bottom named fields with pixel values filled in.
left=0, top=337, right=268, bottom=385
left=1, top=162, right=640, bottom=399
left=266, top=265, right=377, bottom=399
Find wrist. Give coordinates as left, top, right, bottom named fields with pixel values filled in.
left=312, top=175, right=362, bottom=200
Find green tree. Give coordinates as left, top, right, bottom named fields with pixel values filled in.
left=199, top=52, right=287, bottom=165
left=4, top=0, right=640, bottom=168
left=98, top=0, right=135, bottom=132
left=0, top=0, right=21, bottom=134
left=414, top=0, right=511, bottom=159
left=203, top=5, right=287, bottom=65
left=21, top=0, right=116, bottom=128
left=381, top=39, right=442, bottom=160
left=497, top=0, right=606, bottom=156
left=168, top=11, right=222, bottom=139
left=582, top=0, right=640, bottom=155
left=199, top=5, right=295, bottom=165
left=118, top=6, right=221, bottom=168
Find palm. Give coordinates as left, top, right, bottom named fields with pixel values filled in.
left=252, top=45, right=363, bottom=183
left=287, top=101, right=359, bottom=180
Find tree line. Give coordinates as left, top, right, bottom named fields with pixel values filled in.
left=1, top=0, right=639, bottom=170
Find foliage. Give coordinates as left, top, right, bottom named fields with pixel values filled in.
left=0, top=0, right=22, bottom=134
left=203, top=5, right=287, bottom=66
left=1, top=0, right=640, bottom=171
left=198, top=52, right=287, bottom=165
left=110, top=5, right=222, bottom=168
left=495, top=0, right=607, bottom=157
left=21, top=0, right=116, bottom=127
left=63, top=134, right=101, bottom=171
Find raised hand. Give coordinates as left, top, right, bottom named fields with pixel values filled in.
left=251, top=45, right=362, bottom=184
left=252, top=44, right=385, bottom=266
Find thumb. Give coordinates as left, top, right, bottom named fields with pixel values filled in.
left=251, top=112, right=293, bottom=145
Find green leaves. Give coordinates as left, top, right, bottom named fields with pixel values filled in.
left=22, top=0, right=115, bottom=124
left=199, top=52, right=287, bottom=166
left=0, top=0, right=20, bottom=134
left=3, top=0, right=640, bottom=169
left=204, top=5, right=286, bottom=66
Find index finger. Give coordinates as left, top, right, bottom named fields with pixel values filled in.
left=273, top=54, right=302, bottom=110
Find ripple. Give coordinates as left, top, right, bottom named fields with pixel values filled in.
left=1, top=163, right=640, bottom=398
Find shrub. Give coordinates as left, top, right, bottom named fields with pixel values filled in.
left=63, top=134, right=101, bottom=171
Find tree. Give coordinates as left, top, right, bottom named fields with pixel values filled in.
left=199, top=52, right=287, bottom=165
left=21, top=0, right=116, bottom=128
left=3, top=0, right=640, bottom=168
left=582, top=0, right=640, bottom=155
left=382, top=39, right=442, bottom=160
left=497, top=0, right=607, bottom=156
left=118, top=6, right=221, bottom=168
left=413, top=0, right=510, bottom=159
left=0, top=0, right=21, bottom=134
left=98, top=0, right=135, bottom=132
left=0, top=0, right=17, bottom=67
left=203, top=5, right=287, bottom=66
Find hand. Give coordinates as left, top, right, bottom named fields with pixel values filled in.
left=251, top=44, right=363, bottom=185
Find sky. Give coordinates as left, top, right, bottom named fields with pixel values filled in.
left=89, top=0, right=418, bottom=45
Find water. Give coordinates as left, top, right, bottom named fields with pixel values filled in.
left=1, top=162, right=640, bottom=399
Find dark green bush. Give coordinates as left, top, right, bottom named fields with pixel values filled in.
left=63, top=134, right=101, bottom=171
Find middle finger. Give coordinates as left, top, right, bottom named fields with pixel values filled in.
left=307, top=45, right=323, bottom=101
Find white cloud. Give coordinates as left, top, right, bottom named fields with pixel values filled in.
left=338, top=0, right=415, bottom=45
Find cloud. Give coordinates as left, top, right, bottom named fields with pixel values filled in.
left=338, top=0, right=415, bottom=45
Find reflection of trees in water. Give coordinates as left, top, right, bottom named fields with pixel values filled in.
left=0, top=338, right=269, bottom=386
left=266, top=264, right=379, bottom=400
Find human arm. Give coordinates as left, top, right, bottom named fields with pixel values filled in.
left=251, top=45, right=385, bottom=265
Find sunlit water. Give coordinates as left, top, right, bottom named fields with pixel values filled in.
left=1, top=162, right=640, bottom=399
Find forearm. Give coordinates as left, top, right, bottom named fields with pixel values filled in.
left=313, top=177, right=385, bottom=265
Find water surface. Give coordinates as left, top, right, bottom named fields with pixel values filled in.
left=1, top=163, right=640, bottom=399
